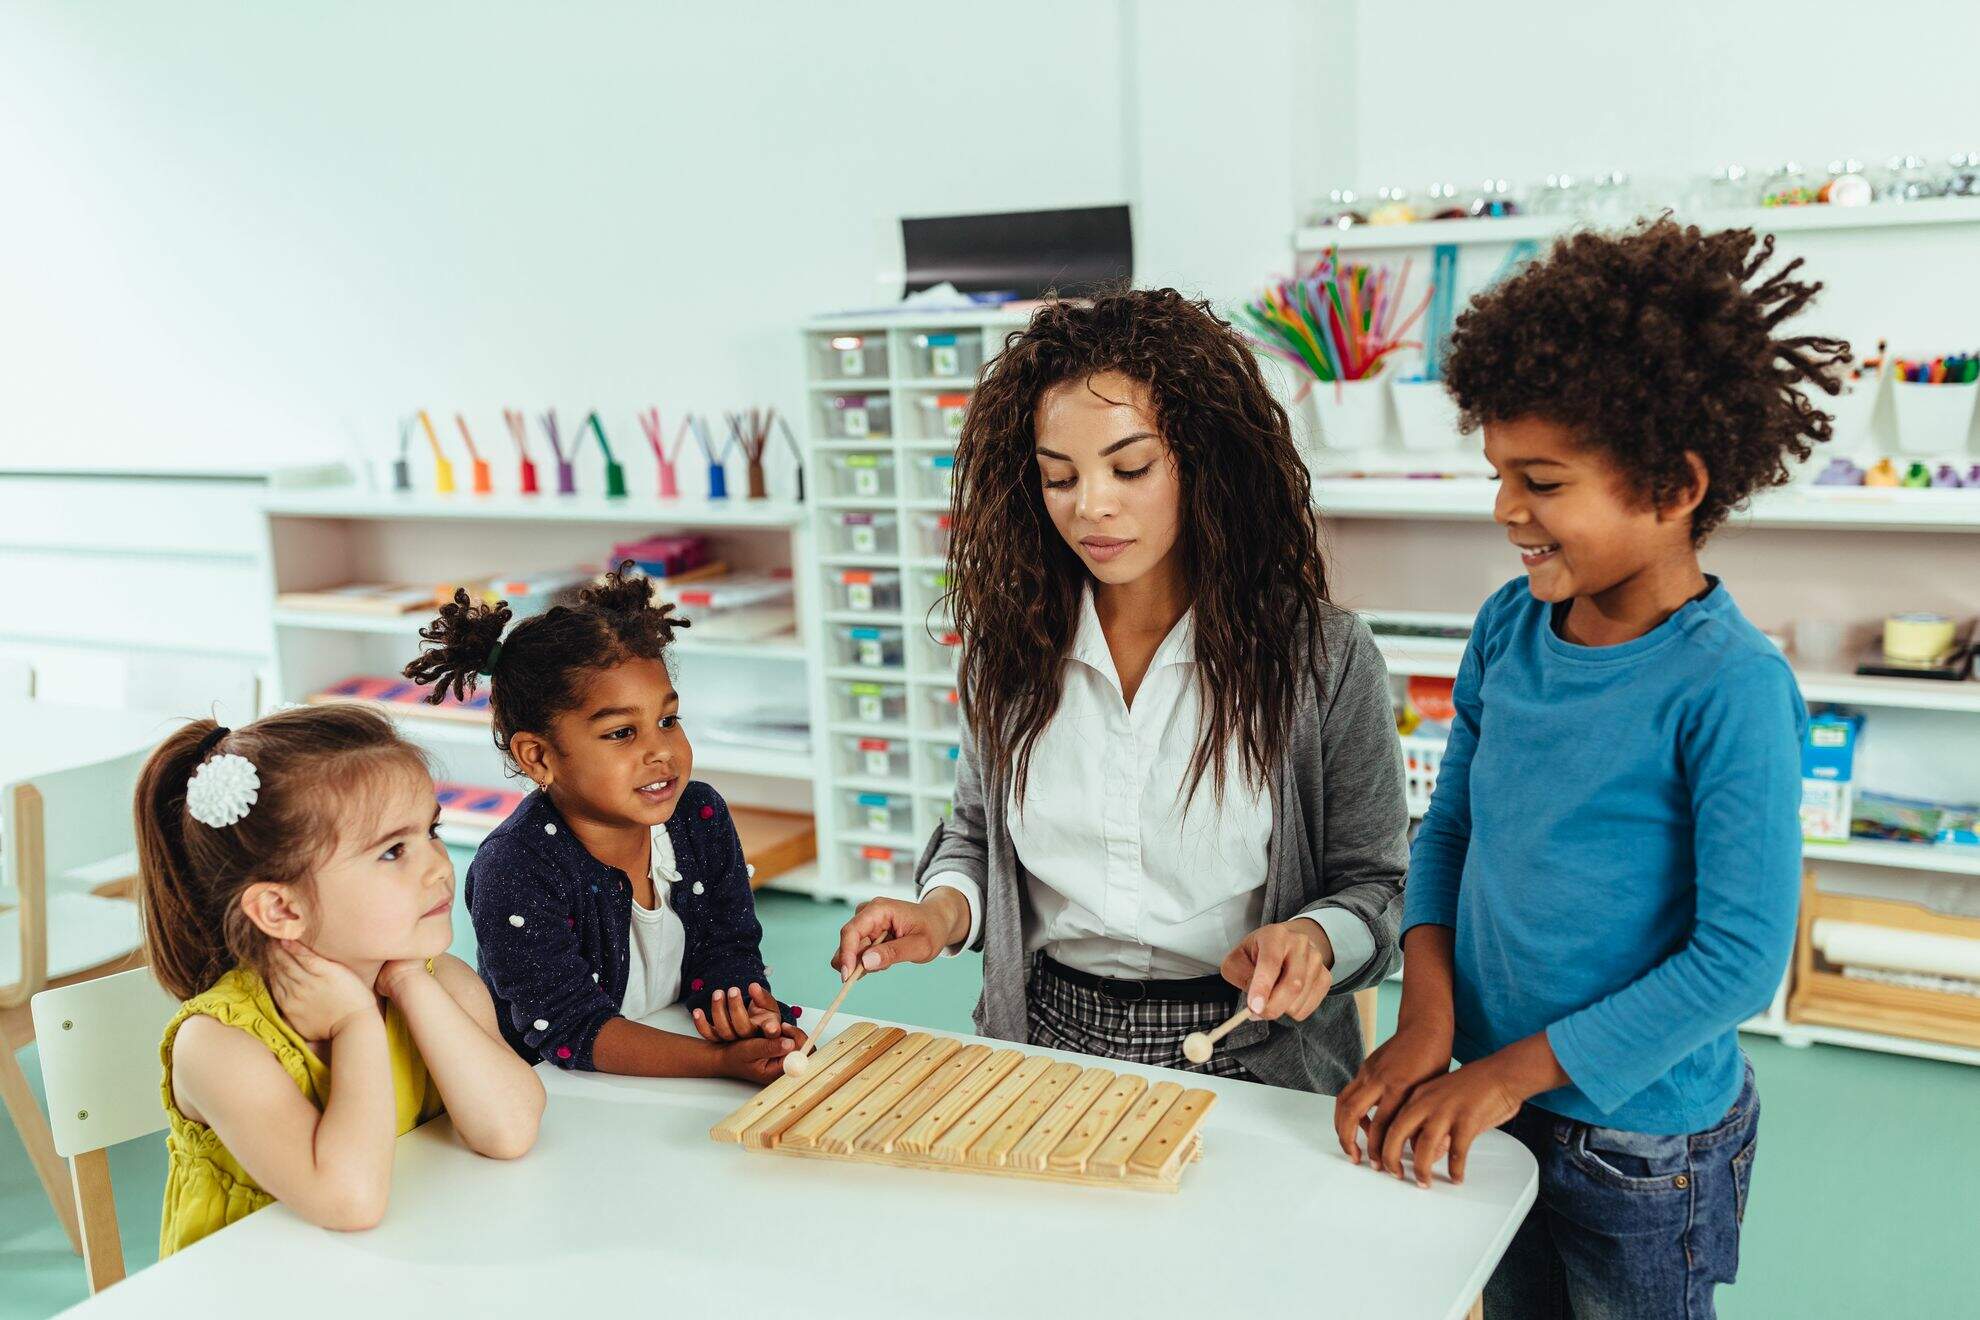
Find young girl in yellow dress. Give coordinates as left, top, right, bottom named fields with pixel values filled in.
left=139, top=705, right=544, bottom=1255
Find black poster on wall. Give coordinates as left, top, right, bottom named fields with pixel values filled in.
left=901, top=204, right=1132, bottom=300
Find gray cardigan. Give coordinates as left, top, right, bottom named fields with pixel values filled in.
left=914, top=605, right=1410, bottom=1095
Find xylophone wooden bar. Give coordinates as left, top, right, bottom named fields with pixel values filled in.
left=712, top=1030, right=1216, bottom=1192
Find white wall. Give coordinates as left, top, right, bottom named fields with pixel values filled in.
left=1349, top=0, right=1980, bottom=190
left=9, top=2, right=1980, bottom=481
left=0, top=1, right=1133, bottom=479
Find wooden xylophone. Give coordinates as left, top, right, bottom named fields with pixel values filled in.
left=710, top=1021, right=1217, bottom=1192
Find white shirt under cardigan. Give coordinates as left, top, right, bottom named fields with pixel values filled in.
left=619, top=825, right=688, bottom=1021
left=926, top=587, right=1373, bottom=984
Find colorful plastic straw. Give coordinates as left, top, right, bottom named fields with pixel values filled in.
left=639, top=408, right=689, bottom=499
left=690, top=414, right=727, bottom=499
left=417, top=410, right=456, bottom=494
left=583, top=411, right=628, bottom=497
left=1239, top=249, right=1433, bottom=390
left=503, top=408, right=540, bottom=494
left=454, top=414, right=493, bottom=495
left=1894, top=352, right=1978, bottom=383
left=775, top=414, right=805, bottom=502
left=393, top=415, right=416, bottom=491
left=538, top=409, right=576, bottom=494
left=726, top=408, right=776, bottom=499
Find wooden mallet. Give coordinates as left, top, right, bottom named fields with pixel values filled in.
left=1182, top=1007, right=1254, bottom=1064
left=782, top=958, right=871, bottom=1077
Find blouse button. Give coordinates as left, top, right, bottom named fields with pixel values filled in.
left=544, top=822, right=558, bottom=835
left=693, top=881, right=705, bottom=896
left=508, top=914, right=525, bottom=927
left=533, top=1018, right=549, bottom=1031
left=699, top=805, right=715, bottom=820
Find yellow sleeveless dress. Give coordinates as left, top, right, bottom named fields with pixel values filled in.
left=157, top=965, right=445, bottom=1257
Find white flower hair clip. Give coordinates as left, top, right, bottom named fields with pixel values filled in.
left=186, top=753, right=260, bottom=828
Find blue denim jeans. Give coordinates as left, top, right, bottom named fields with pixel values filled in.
left=1486, top=1057, right=1758, bottom=1320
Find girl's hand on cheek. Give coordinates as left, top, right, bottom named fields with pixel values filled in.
left=268, top=940, right=377, bottom=1041
left=374, top=959, right=432, bottom=1000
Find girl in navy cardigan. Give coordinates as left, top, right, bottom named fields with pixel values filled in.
left=403, top=564, right=803, bottom=1083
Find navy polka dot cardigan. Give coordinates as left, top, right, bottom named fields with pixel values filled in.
left=464, top=782, right=794, bottom=1070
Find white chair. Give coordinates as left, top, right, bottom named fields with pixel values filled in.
left=0, top=746, right=153, bottom=1255
left=29, top=968, right=181, bottom=1293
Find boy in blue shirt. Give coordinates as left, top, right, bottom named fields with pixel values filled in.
left=1334, top=219, right=1850, bottom=1318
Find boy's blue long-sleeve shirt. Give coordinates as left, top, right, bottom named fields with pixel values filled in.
left=464, top=782, right=790, bottom=1070
left=1402, top=577, right=1806, bottom=1133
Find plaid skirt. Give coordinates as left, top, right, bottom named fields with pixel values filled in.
left=1025, top=954, right=1263, bottom=1084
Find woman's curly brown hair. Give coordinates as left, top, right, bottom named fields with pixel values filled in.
left=401, top=561, right=689, bottom=770
left=1442, top=216, right=1852, bottom=542
left=950, top=287, right=1330, bottom=805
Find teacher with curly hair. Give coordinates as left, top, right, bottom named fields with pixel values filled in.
left=832, top=288, right=1409, bottom=1093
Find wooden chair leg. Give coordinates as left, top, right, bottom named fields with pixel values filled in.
left=1354, top=986, right=1379, bottom=1054
left=0, top=1016, right=83, bottom=1254
left=71, top=1147, right=126, bottom=1292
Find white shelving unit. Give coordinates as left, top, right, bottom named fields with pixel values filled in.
left=795, top=309, right=1032, bottom=907
left=1314, top=478, right=1980, bottom=534
left=258, top=484, right=821, bottom=893
left=1295, top=195, right=1980, bottom=256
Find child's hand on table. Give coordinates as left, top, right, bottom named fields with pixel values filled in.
left=1375, top=1033, right=1568, bottom=1189
left=692, top=984, right=785, bottom=1041
left=267, top=940, right=378, bottom=1042
left=1333, top=1021, right=1454, bottom=1168
left=713, top=1033, right=805, bottom=1084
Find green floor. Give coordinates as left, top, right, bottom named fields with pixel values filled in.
left=6, top=868, right=1976, bottom=1316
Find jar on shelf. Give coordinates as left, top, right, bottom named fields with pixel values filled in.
left=1943, top=152, right=1980, bottom=198
left=1760, top=161, right=1817, bottom=207
left=1368, top=186, right=1418, bottom=226
left=1879, top=154, right=1938, bottom=202
left=1467, top=178, right=1519, bottom=218
left=1820, top=159, right=1872, bottom=207
left=1587, top=170, right=1635, bottom=221
left=1424, top=182, right=1466, bottom=220
left=1527, top=173, right=1582, bottom=216
left=1308, top=188, right=1366, bottom=229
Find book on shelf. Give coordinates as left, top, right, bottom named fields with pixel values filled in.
left=434, top=781, right=527, bottom=830
left=276, top=583, right=442, bottom=616
left=665, top=572, right=797, bottom=641
left=308, top=676, right=493, bottom=725
left=699, top=705, right=812, bottom=754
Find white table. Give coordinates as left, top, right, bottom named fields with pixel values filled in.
left=62, top=1009, right=1537, bottom=1320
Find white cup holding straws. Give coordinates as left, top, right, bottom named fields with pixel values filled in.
left=1313, top=365, right=1394, bottom=451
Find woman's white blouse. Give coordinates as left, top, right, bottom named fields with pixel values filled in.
left=927, top=587, right=1372, bottom=981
